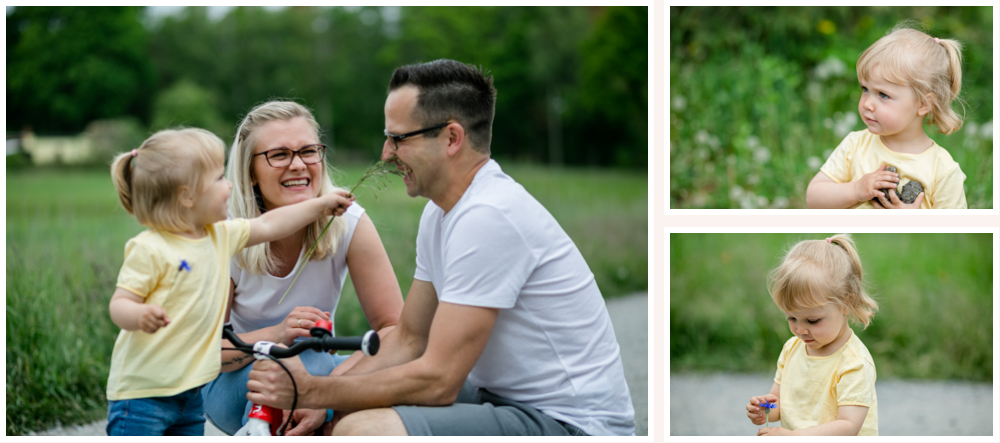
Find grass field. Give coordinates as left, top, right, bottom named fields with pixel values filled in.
left=670, top=233, right=993, bottom=382
left=5, top=163, right=647, bottom=435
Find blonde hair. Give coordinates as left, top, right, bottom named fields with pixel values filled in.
left=228, top=100, right=347, bottom=275
left=767, top=234, right=879, bottom=329
left=857, top=24, right=965, bottom=135
left=110, top=128, right=225, bottom=232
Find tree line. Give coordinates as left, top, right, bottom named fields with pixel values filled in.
left=7, top=6, right=647, bottom=168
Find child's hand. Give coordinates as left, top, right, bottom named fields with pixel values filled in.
left=319, top=189, right=354, bottom=217
left=853, top=164, right=899, bottom=203
left=138, top=304, right=170, bottom=333
left=746, top=394, right=778, bottom=425
left=872, top=188, right=924, bottom=209
left=757, top=426, right=791, bottom=436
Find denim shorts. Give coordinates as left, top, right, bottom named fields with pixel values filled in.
left=201, top=348, right=349, bottom=435
left=392, top=382, right=589, bottom=436
left=106, top=386, right=205, bottom=436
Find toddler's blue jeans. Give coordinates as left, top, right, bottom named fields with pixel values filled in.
left=106, top=386, right=205, bottom=436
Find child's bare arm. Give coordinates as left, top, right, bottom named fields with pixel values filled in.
left=746, top=382, right=781, bottom=425
left=109, top=287, right=170, bottom=333
left=246, top=190, right=353, bottom=247
left=759, top=405, right=868, bottom=436
left=806, top=167, right=898, bottom=208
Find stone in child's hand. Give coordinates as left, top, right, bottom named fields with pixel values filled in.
left=872, top=165, right=923, bottom=205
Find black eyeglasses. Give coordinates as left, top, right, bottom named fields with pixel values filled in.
left=253, top=144, right=326, bottom=168
left=384, top=123, right=449, bottom=151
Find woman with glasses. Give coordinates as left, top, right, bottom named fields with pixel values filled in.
left=200, top=101, right=404, bottom=436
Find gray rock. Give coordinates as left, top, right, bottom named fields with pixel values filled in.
left=871, top=166, right=922, bottom=205
left=898, top=180, right=923, bottom=204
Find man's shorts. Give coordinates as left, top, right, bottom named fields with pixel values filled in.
left=392, top=382, right=588, bottom=436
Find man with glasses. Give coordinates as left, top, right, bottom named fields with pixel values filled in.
left=248, top=59, right=635, bottom=436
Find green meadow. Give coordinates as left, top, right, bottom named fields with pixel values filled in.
left=5, top=164, right=647, bottom=435
left=671, top=233, right=993, bottom=382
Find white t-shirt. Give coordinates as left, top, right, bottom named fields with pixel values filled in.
left=229, top=203, right=364, bottom=334
left=414, top=159, right=635, bottom=436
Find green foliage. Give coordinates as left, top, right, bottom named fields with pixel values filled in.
left=5, top=163, right=646, bottom=434
left=670, top=6, right=993, bottom=208
left=670, top=233, right=993, bottom=382
left=8, top=6, right=646, bottom=169
left=151, top=79, right=229, bottom=137
left=6, top=6, right=155, bottom=132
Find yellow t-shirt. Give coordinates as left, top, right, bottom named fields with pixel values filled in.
left=774, top=332, right=878, bottom=436
left=819, top=129, right=967, bottom=209
left=107, top=219, right=250, bottom=400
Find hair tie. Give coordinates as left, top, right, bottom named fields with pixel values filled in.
left=826, top=237, right=832, bottom=243
left=131, top=149, right=138, bottom=158
left=934, top=37, right=940, bottom=44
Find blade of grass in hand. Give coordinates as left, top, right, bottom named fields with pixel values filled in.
left=277, top=159, right=401, bottom=304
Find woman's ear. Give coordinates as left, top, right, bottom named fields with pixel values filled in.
left=177, top=185, right=195, bottom=209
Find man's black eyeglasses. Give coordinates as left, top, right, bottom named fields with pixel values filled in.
left=384, top=123, right=449, bottom=151
left=253, top=144, right=326, bottom=168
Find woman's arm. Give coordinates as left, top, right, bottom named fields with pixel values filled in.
left=345, top=213, right=404, bottom=332
left=219, top=279, right=330, bottom=373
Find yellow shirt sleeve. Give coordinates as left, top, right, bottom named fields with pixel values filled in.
left=928, top=161, right=968, bottom=209
left=835, top=357, right=876, bottom=407
left=819, top=132, right=860, bottom=183
left=115, top=234, right=168, bottom=299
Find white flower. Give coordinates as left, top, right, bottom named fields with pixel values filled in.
left=729, top=185, right=745, bottom=201
left=772, top=196, right=790, bottom=209
left=981, top=121, right=993, bottom=140
left=965, top=122, right=979, bottom=138
left=746, top=135, right=760, bottom=149
left=747, top=174, right=760, bottom=185
left=696, top=130, right=709, bottom=145
left=815, top=56, right=847, bottom=80
left=754, top=147, right=771, bottom=164
left=756, top=195, right=769, bottom=208
left=807, top=156, right=823, bottom=170
left=672, top=95, right=687, bottom=111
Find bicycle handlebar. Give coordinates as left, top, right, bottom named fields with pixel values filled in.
left=222, top=323, right=379, bottom=358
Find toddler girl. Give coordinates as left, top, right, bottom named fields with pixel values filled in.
left=806, top=25, right=967, bottom=209
left=746, top=234, right=879, bottom=436
left=105, top=128, right=352, bottom=435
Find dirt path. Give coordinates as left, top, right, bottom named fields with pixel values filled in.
left=670, top=372, right=993, bottom=436
left=32, top=293, right=649, bottom=437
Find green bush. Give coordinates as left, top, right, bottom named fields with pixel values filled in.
left=670, top=6, right=993, bottom=208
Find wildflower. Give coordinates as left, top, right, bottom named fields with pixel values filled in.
left=807, top=156, right=822, bottom=171
left=760, top=400, right=776, bottom=427
left=278, top=158, right=402, bottom=304
left=178, top=260, right=191, bottom=272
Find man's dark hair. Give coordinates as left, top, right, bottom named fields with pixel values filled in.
left=389, top=59, right=496, bottom=154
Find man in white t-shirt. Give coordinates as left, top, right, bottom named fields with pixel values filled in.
left=248, top=59, right=635, bottom=436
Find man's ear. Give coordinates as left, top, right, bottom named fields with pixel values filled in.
left=917, top=93, right=935, bottom=117
left=177, top=185, right=195, bottom=209
left=444, top=122, right=465, bottom=157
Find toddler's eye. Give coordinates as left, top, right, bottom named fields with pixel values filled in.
left=861, top=86, right=868, bottom=93
left=807, top=319, right=820, bottom=325
left=879, top=92, right=890, bottom=99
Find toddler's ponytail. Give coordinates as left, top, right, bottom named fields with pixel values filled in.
left=928, top=37, right=965, bottom=135
left=110, top=150, right=136, bottom=216
left=826, top=234, right=879, bottom=328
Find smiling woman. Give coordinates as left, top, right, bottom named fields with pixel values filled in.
left=199, top=100, right=404, bottom=436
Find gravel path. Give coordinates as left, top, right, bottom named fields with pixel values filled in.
left=670, top=372, right=993, bottom=436
left=32, top=292, right=649, bottom=437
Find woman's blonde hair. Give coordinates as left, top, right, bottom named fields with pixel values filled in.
left=110, top=128, right=225, bottom=232
left=767, top=234, right=879, bottom=329
left=228, top=100, right=347, bottom=275
left=857, top=23, right=965, bottom=135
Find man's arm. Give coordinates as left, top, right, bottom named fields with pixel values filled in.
left=247, top=281, right=499, bottom=411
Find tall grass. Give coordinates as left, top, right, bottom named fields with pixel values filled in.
left=5, top=163, right=647, bottom=434
left=670, top=233, right=993, bottom=382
